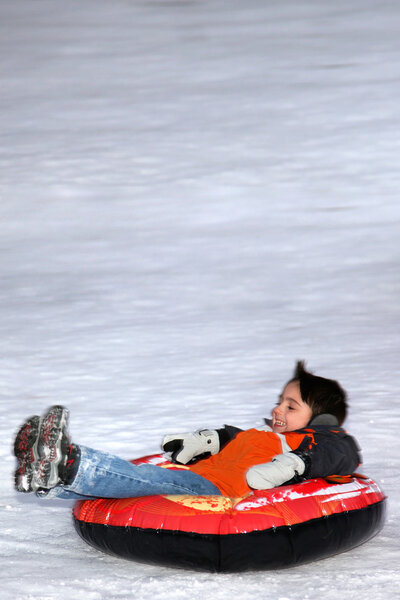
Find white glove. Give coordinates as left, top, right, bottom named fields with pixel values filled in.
left=162, top=430, right=220, bottom=464
left=246, top=453, right=305, bottom=490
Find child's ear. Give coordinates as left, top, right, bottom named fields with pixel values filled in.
left=309, top=414, right=339, bottom=426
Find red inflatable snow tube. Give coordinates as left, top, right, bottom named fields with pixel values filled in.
left=72, top=453, right=386, bottom=572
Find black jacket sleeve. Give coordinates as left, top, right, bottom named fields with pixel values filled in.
left=292, top=426, right=362, bottom=480
left=216, top=424, right=243, bottom=448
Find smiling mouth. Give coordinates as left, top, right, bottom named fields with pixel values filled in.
left=274, top=420, right=286, bottom=427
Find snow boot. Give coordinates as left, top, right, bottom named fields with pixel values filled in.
left=34, top=405, right=71, bottom=489
left=14, top=415, right=41, bottom=492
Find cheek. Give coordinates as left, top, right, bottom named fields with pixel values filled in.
left=304, top=407, right=313, bottom=423
left=300, top=410, right=312, bottom=426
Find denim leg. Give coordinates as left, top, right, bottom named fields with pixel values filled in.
left=38, top=445, right=221, bottom=500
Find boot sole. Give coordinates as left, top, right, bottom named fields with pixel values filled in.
left=14, top=416, right=41, bottom=493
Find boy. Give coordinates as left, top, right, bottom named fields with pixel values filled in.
left=13, top=361, right=360, bottom=500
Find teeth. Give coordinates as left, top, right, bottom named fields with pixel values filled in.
left=275, top=420, right=286, bottom=426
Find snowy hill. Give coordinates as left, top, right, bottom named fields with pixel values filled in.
left=1, top=1, right=399, bottom=598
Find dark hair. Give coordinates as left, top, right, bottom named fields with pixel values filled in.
left=289, top=361, right=348, bottom=425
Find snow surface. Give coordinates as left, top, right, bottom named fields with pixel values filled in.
left=1, top=0, right=400, bottom=598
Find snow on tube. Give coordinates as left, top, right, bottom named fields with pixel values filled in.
left=72, top=453, right=386, bottom=572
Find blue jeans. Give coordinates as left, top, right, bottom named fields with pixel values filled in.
left=38, top=445, right=221, bottom=500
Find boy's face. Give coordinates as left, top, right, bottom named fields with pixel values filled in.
left=271, top=380, right=312, bottom=433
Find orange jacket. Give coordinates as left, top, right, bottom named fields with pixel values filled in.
left=189, top=425, right=360, bottom=497
left=190, top=428, right=308, bottom=497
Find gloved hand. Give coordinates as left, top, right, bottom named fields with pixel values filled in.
left=246, top=453, right=305, bottom=490
left=162, top=430, right=220, bottom=464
